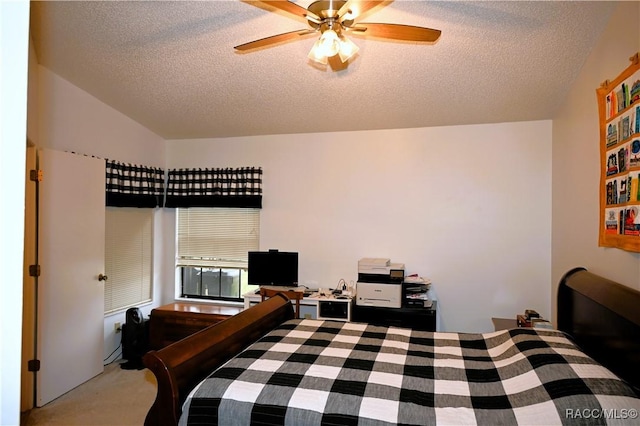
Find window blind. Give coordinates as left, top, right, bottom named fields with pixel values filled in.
left=176, top=208, right=260, bottom=268
left=105, top=208, right=152, bottom=313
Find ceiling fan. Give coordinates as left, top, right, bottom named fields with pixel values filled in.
left=234, top=0, right=441, bottom=65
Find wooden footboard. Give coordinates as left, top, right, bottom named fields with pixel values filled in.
left=143, top=294, right=294, bottom=426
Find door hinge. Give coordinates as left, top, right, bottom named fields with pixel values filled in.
left=27, top=359, right=41, bottom=372
left=30, top=169, right=43, bottom=182
left=29, top=265, right=41, bottom=277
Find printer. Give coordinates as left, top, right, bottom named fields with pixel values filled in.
left=356, top=258, right=404, bottom=308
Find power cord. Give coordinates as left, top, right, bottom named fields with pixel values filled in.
left=337, top=279, right=347, bottom=290
left=103, top=342, right=122, bottom=366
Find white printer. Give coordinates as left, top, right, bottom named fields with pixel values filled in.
left=356, top=258, right=404, bottom=308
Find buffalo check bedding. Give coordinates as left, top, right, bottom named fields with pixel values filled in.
left=181, top=319, right=640, bottom=425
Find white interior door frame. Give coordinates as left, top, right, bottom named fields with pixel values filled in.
left=21, top=145, right=37, bottom=411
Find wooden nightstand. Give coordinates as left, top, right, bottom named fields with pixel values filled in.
left=492, top=317, right=518, bottom=331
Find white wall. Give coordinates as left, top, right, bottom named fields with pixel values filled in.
left=34, top=63, right=551, bottom=336
left=33, top=66, right=168, bottom=361
left=552, top=0, right=640, bottom=323
left=167, top=121, right=552, bottom=332
left=1, top=2, right=30, bottom=424
left=36, top=66, right=165, bottom=167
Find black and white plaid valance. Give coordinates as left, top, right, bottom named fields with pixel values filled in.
left=105, top=160, right=165, bottom=208
left=165, top=167, right=262, bottom=208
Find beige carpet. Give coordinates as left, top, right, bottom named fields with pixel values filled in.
left=22, top=361, right=157, bottom=426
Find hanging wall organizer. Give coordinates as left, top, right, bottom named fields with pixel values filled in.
left=597, top=53, right=640, bottom=252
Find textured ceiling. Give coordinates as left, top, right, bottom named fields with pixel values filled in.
left=29, top=1, right=616, bottom=139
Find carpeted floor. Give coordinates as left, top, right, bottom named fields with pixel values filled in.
left=21, top=361, right=157, bottom=426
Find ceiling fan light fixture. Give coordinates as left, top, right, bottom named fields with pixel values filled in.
left=337, top=35, right=359, bottom=62
left=308, top=38, right=329, bottom=64
left=308, top=30, right=359, bottom=64
left=318, top=29, right=341, bottom=57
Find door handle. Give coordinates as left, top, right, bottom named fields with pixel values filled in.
left=98, top=273, right=108, bottom=281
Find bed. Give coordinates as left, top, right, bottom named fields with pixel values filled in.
left=143, top=268, right=640, bottom=425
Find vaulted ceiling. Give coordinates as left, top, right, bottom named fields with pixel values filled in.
left=29, top=1, right=616, bottom=139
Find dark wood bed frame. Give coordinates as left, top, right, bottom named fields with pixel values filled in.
left=142, top=293, right=294, bottom=426
left=557, top=267, right=640, bottom=390
left=143, top=269, right=640, bottom=426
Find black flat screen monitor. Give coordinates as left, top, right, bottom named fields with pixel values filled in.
left=248, top=250, right=298, bottom=287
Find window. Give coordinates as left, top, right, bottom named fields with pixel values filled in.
left=104, top=207, right=153, bottom=314
left=176, top=208, right=260, bottom=301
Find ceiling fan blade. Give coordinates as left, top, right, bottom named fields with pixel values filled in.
left=351, top=23, right=441, bottom=42
left=338, top=1, right=386, bottom=20
left=256, top=1, right=321, bottom=21
left=234, top=29, right=316, bottom=51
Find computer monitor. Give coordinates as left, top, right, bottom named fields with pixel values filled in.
left=248, top=250, right=298, bottom=287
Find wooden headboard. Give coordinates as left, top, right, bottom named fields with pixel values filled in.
left=557, top=267, right=640, bottom=390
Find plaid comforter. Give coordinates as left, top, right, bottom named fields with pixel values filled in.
left=181, top=319, right=640, bottom=425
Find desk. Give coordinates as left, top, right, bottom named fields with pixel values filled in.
left=352, top=302, right=437, bottom=331
left=149, top=302, right=242, bottom=350
left=243, top=291, right=353, bottom=321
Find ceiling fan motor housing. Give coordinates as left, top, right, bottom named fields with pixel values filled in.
left=307, top=0, right=349, bottom=31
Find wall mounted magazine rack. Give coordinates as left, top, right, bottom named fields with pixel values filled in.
left=597, top=52, right=640, bottom=252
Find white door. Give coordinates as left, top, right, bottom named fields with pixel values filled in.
left=37, top=149, right=105, bottom=406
